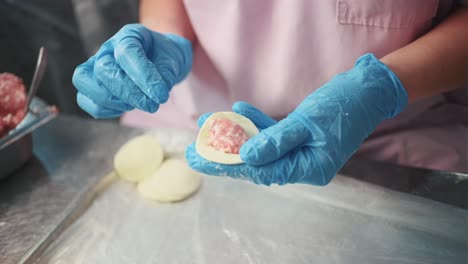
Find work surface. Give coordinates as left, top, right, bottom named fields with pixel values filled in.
left=1, top=116, right=467, bottom=264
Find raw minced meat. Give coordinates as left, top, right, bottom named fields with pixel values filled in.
left=207, top=118, right=249, bottom=154
left=0, top=73, right=27, bottom=137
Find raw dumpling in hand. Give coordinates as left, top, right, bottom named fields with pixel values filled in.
left=196, top=112, right=259, bottom=164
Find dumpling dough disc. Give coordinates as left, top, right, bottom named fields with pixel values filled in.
left=138, top=159, right=202, bottom=202
left=196, top=112, right=259, bottom=164
left=114, top=134, right=164, bottom=182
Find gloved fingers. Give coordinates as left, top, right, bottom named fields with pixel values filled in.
left=187, top=143, right=335, bottom=186
left=76, top=93, right=123, bottom=119
left=73, top=58, right=133, bottom=112
left=232, top=101, right=277, bottom=129
left=240, top=118, right=309, bottom=166
left=117, top=25, right=192, bottom=85
left=197, top=112, right=213, bottom=128
left=185, top=143, right=273, bottom=185
left=274, top=147, right=335, bottom=186
left=93, top=53, right=159, bottom=113
left=151, top=37, right=184, bottom=88
left=114, top=36, right=170, bottom=104
left=163, top=34, right=193, bottom=81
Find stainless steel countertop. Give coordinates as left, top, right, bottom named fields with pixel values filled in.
left=0, top=115, right=142, bottom=264
left=0, top=115, right=467, bottom=264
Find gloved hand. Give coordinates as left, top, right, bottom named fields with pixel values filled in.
left=186, top=54, right=408, bottom=186
left=72, top=24, right=192, bottom=118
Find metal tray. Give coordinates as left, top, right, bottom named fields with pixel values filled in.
left=0, top=97, right=57, bottom=179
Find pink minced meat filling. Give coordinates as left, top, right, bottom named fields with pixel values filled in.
left=207, top=118, right=249, bottom=154
left=0, top=73, right=27, bottom=137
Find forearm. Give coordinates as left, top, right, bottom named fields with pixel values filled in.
left=140, top=0, right=196, bottom=43
left=381, top=7, right=468, bottom=103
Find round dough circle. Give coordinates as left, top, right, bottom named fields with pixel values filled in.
left=137, top=159, right=202, bottom=202
left=114, top=134, right=164, bottom=182
left=195, top=112, right=259, bottom=164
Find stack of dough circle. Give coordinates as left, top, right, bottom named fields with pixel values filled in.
left=114, top=133, right=202, bottom=203
left=138, top=159, right=202, bottom=202
left=196, top=112, right=259, bottom=164
left=114, top=135, right=164, bottom=182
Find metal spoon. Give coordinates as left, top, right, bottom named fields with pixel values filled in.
left=26, top=46, right=48, bottom=111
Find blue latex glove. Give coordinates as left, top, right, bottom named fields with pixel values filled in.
left=72, top=24, right=192, bottom=118
left=186, top=54, right=408, bottom=186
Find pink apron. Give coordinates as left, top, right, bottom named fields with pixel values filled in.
left=122, top=0, right=468, bottom=173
